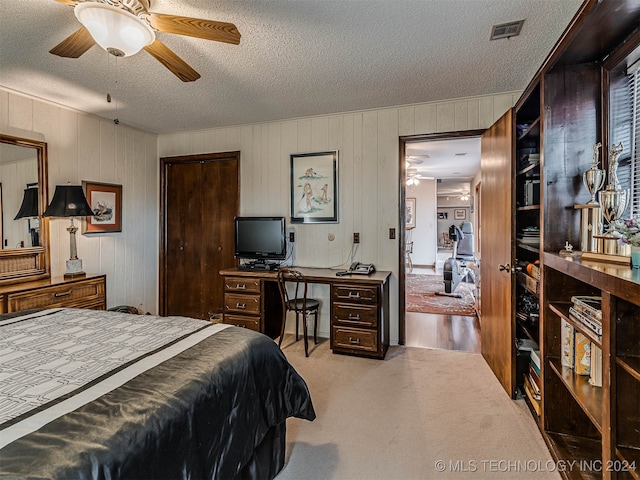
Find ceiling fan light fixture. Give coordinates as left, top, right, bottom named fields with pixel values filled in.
left=75, top=2, right=155, bottom=57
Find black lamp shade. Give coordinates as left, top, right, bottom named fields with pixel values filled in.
left=43, top=185, right=95, bottom=218
left=14, top=187, right=40, bottom=219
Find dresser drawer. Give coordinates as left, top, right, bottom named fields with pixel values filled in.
left=224, top=314, right=261, bottom=332
left=224, top=293, right=261, bottom=315
left=7, top=278, right=105, bottom=311
left=224, top=277, right=261, bottom=293
left=333, top=303, right=378, bottom=327
left=332, top=284, right=378, bottom=304
left=332, top=326, right=378, bottom=353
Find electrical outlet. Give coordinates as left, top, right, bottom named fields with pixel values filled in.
left=353, top=232, right=360, bottom=244
left=289, top=231, right=295, bottom=243
left=389, top=228, right=395, bottom=239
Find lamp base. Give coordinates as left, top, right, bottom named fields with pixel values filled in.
left=65, top=259, right=86, bottom=279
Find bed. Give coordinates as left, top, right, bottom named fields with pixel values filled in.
left=0, top=308, right=315, bottom=480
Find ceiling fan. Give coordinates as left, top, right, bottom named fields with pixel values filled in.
left=406, top=167, right=432, bottom=186
left=50, top=0, right=241, bottom=82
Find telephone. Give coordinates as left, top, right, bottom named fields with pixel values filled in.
left=336, top=262, right=376, bottom=276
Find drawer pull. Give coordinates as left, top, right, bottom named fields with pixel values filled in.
left=236, top=324, right=246, bottom=328
left=348, top=337, right=361, bottom=345
left=348, top=292, right=360, bottom=299
left=235, top=284, right=246, bottom=289
left=54, top=291, right=72, bottom=298
left=236, top=303, right=246, bottom=309
left=348, top=314, right=361, bottom=320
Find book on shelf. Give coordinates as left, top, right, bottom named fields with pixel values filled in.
left=571, top=295, right=602, bottom=321
left=574, top=332, right=591, bottom=376
left=561, top=319, right=574, bottom=368
left=516, top=338, right=538, bottom=352
left=589, top=344, right=602, bottom=387
left=528, top=373, right=541, bottom=397
left=523, top=377, right=541, bottom=415
left=558, top=320, right=602, bottom=387
left=569, top=306, right=602, bottom=337
left=530, top=349, right=541, bottom=376
left=529, top=363, right=541, bottom=388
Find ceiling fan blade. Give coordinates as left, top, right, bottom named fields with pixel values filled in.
left=50, top=26, right=95, bottom=58
left=144, top=39, right=201, bottom=82
left=54, top=0, right=79, bottom=5
left=147, top=13, right=241, bottom=45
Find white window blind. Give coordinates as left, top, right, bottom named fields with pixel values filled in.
left=630, top=66, right=640, bottom=216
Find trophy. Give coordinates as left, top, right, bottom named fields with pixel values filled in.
left=599, top=142, right=629, bottom=237
left=582, top=142, right=605, bottom=205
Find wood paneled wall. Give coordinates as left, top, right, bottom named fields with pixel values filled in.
left=159, top=92, right=519, bottom=344
left=0, top=88, right=158, bottom=314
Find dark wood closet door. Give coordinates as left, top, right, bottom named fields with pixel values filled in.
left=480, top=109, right=516, bottom=397
left=160, top=152, right=239, bottom=319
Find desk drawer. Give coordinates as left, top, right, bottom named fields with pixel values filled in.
left=224, top=293, right=261, bottom=315
left=332, top=326, right=378, bottom=353
left=333, top=303, right=378, bottom=327
left=7, top=279, right=105, bottom=311
left=224, top=314, right=261, bottom=332
left=332, top=285, right=378, bottom=304
left=225, top=277, right=261, bottom=293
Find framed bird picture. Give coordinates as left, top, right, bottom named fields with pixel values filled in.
left=290, top=151, right=338, bottom=224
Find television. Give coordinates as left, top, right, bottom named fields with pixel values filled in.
left=234, top=216, right=286, bottom=263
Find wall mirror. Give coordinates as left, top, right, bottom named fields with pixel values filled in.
left=0, top=133, right=50, bottom=284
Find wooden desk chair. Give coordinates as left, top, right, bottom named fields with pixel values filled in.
left=277, top=268, right=319, bottom=357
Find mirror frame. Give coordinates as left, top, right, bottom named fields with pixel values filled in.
left=0, top=133, right=50, bottom=285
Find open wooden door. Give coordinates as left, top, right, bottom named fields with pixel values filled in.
left=480, top=109, right=516, bottom=397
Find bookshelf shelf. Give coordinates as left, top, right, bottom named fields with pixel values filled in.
left=516, top=160, right=540, bottom=177
left=517, top=117, right=540, bottom=142
left=616, top=447, right=640, bottom=480
left=549, top=358, right=603, bottom=433
left=617, top=357, right=640, bottom=382
left=517, top=204, right=541, bottom=211
left=546, top=433, right=602, bottom=480
left=517, top=244, right=540, bottom=254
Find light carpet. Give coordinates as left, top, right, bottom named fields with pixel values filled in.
left=276, top=338, right=559, bottom=480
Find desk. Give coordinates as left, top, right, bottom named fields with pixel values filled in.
left=219, top=267, right=391, bottom=359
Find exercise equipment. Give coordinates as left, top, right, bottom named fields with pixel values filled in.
left=440, top=221, right=476, bottom=297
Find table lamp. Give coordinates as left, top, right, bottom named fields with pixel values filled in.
left=14, top=187, right=40, bottom=247
left=43, top=184, right=95, bottom=278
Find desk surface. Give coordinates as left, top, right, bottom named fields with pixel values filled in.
left=220, top=267, right=391, bottom=284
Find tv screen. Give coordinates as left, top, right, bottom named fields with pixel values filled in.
left=234, top=217, right=286, bottom=261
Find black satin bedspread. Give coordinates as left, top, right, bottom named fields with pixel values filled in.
left=0, top=325, right=315, bottom=480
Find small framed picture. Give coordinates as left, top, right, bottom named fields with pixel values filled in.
left=290, top=151, right=338, bottom=223
left=406, top=198, right=416, bottom=228
left=454, top=209, right=466, bottom=220
left=82, top=181, right=122, bottom=234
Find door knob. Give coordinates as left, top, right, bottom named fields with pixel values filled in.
left=499, top=263, right=511, bottom=273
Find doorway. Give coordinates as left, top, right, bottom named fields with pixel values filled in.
left=399, top=131, right=483, bottom=350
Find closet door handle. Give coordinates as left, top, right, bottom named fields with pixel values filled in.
left=499, top=263, right=511, bottom=273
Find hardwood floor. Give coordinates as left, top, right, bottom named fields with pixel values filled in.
left=405, top=311, right=481, bottom=353
left=405, top=266, right=481, bottom=354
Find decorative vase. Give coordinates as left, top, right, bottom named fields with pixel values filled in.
left=632, top=246, right=640, bottom=268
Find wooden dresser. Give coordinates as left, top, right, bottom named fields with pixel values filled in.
left=220, top=267, right=391, bottom=359
left=0, top=274, right=106, bottom=314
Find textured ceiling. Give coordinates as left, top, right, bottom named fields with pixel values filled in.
left=0, top=0, right=583, bottom=134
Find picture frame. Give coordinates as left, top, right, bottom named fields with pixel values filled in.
left=437, top=212, right=448, bottom=220
left=406, top=198, right=416, bottom=228
left=82, top=181, right=122, bottom=234
left=290, top=151, right=338, bottom=223
left=454, top=209, right=466, bottom=220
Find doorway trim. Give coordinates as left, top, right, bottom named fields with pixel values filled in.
left=398, top=129, right=485, bottom=345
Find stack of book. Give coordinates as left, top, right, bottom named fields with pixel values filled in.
left=517, top=226, right=540, bottom=247
left=560, top=319, right=602, bottom=387
left=569, top=296, right=602, bottom=340
left=517, top=340, right=542, bottom=415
